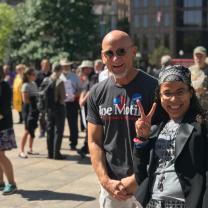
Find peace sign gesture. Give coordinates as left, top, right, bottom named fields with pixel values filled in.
left=135, top=100, right=157, bottom=139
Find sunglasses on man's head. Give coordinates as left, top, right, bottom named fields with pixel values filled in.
left=103, top=45, right=133, bottom=59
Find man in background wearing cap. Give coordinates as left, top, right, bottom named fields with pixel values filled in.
left=77, top=60, right=95, bottom=158
left=60, top=58, right=81, bottom=151
left=161, top=55, right=172, bottom=68
left=189, top=46, right=208, bottom=110
left=43, top=63, right=66, bottom=160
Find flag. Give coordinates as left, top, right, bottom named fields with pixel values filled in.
left=156, top=11, right=162, bottom=23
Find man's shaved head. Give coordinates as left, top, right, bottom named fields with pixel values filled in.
left=102, top=30, right=133, bottom=50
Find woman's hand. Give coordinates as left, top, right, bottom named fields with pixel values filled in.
left=135, top=100, right=156, bottom=138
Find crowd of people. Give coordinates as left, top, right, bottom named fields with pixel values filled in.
left=0, top=29, right=207, bottom=208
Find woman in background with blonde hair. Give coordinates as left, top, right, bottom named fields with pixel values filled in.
left=13, top=64, right=26, bottom=124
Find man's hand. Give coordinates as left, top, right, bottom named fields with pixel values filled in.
left=102, top=178, right=132, bottom=201
left=135, top=100, right=156, bottom=138
left=121, top=175, right=138, bottom=194
left=0, top=114, right=3, bottom=120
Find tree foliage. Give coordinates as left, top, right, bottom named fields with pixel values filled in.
left=0, top=3, right=16, bottom=64
left=149, top=45, right=171, bottom=67
left=117, top=17, right=129, bottom=33
left=10, top=0, right=99, bottom=65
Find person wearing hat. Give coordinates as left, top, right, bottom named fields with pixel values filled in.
left=42, top=62, right=66, bottom=160
left=189, top=46, right=208, bottom=111
left=161, top=55, right=172, bottom=68
left=77, top=60, right=95, bottom=158
left=60, top=58, right=81, bottom=151
left=133, top=65, right=208, bottom=208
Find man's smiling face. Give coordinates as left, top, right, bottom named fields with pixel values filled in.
left=101, top=33, right=136, bottom=80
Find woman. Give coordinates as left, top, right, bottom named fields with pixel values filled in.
left=13, top=64, right=26, bottom=124
left=19, top=67, right=39, bottom=158
left=0, top=66, right=17, bottom=195
left=133, top=65, right=208, bottom=208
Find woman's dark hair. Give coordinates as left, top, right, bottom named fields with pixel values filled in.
left=153, top=85, right=206, bottom=124
left=22, top=67, right=35, bottom=83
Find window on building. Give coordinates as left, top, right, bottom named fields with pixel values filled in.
left=184, top=0, right=202, bottom=7
left=144, top=0, right=148, bottom=7
left=143, top=15, right=148, bottom=27
left=134, top=15, right=140, bottom=27
left=155, top=0, right=160, bottom=7
left=164, top=34, right=170, bottom=48
left=164, top=0, right=170, bottom=6
left=176, top=31, right=208, bottom=57
left=184, top=10, right=202, bottom=27
left=155, top=36, right=161, bottom=48
left=143, top=35, right=148, bottom=50
left=164, top=13, right=170, bottom=26
left=134, top=0, right=140, bottom=8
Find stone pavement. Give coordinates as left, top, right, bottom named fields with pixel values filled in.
left=0, top=111, right=100, bottom=208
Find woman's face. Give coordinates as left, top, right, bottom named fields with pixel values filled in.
left=160, top=81, right=193, bottom=119
left=28, top=71, right=36, bottom=81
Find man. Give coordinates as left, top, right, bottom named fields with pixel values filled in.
left=77, top=60, right=95, bottom=158
left=87, top=30, right=157, bottom=208
left=36, top=59, right=51, bottom=138
left=44, top=63, right=66, bottom=160
left=189, top=46, right=208, bottom=110
left=60, top=58, right=81, bottom=150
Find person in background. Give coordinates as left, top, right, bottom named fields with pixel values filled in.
left=189, top=46, right=208, bottom=111
left=161, top=55, right=172, bottom=68
left=133, top=65, right=208, bottom=208
left=19, top=68, right=39, bottom=158
left=45, top=63, right=66, bottom=160
left=77, top=60, right=95, bottom=158
left=13, top=64, right=26, bottom=124
left=3, top=64, right=15, bottom=89
left=0, top=66, right=17, bottom=195
left=87, top=30, right=157, bottom=208
left=98, top=65, right=112, bottom=82
left=60, top=58, right=81, bottom=151
left=90, top=59, right=104, bottom=83
left=36, top=59, right=51, bottom=138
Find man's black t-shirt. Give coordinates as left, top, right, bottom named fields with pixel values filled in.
left=87, top=70, right=158, bottom=180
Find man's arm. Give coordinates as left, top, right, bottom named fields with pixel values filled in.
left=88, top=122, right=131, bottom=200
left=79, top=91, right=90, bottom=107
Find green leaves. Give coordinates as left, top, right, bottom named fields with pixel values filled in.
left=10, top=0, right=99, bottom=65
left=0, top=3, right=16, bottom=63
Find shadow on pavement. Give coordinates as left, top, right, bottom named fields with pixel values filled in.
left=16, top=189, right=95, bottom=201
left=29, top=154, right=91, bottom=165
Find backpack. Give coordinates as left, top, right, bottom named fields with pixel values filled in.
left=37, top=78, right=56, bottom=113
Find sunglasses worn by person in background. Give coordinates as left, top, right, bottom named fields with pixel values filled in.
left=102, top=45, right=133, bottom=59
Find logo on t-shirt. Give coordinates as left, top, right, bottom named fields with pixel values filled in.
left=99, top=93, right=142, bottom=120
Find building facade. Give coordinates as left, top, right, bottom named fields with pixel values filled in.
left=130, top=0, right=208, bottom=58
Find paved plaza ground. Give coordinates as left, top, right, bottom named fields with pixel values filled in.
left=0, top=111, right=100, bottom=208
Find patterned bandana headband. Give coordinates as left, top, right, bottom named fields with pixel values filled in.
left=158, top=65, right=191, bottom=85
